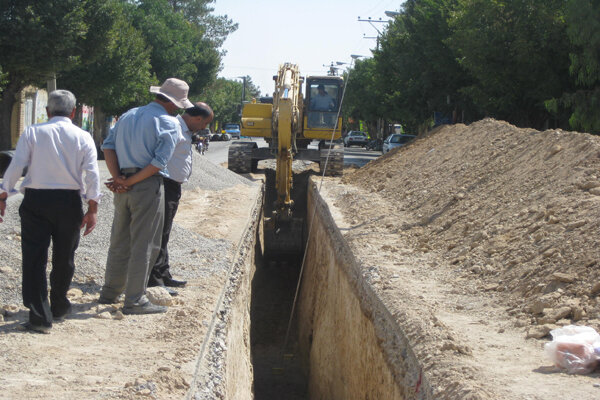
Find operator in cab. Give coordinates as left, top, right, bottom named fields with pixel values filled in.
left=310, top=84, right=336, bottom=111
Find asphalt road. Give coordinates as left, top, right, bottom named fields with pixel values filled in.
left=202, top=138, right=381, bottom=169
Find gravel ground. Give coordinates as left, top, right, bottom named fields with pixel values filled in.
left=0, top=151, right=256, bottom=308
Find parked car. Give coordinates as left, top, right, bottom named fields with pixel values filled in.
left=343, top=131, right=369, bottom=147
left=382, top=134, right=416, bottom=154
left=211, top=132, right=222, bottom=141
left=223, top=123, right=241, bottom=139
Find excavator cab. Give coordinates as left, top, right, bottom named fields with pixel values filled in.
left=303, top=77, right=344, bottom=139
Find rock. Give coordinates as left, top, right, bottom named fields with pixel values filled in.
left=551, top=272, right=576, bottom=283
left=0, top=314, right=4, bottom=323
left=440, top=341, right=472, bottom=355
left=67, top=288, right=83, bottom=299
left=113, top=311, right=125, bottom=320
left=2, top=304, right=19, bottom=317
left=526, top=325, right=552, bottom=339
left=0, top=266, right=13, bottom=274
left=566, top=220, right=587, bottom=230
left=85, top=276, right=96, bottom=285
left=514, top=318, right=529, bottom=328
left=590, top=187, right=600, bottom=196
left=158, top=366, right=171, bottom=372
left=483, top=284, right=499, bottom=292
left=549, top=144, right=562, bottom=155
left=530, top=299, right=552, bottom=314
left=591, top=282, right=600, bottom=296
left=542, top=306, right=572, bottom=322
left=578, top=181, right=600, bottom=190
left=146, top=286, right=173, bottom=306
left=95, top=311, right=112, bottom=319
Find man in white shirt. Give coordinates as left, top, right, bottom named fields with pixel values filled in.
left=0, top=90, right=101, bottom=333
left=148, top=102, right=213, bottom=294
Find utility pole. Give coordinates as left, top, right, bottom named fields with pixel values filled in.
left=357, top=16, right=387, bottom=50
left=358, top=13, right=398, bottom=51
left=236, top=76, right=246, bottom=117
left=323, top=62, right=340, bottom=76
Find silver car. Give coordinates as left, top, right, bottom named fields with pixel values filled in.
left=382, top=134, right=416, bottom=154
left=343, top=131, right=369, bottom=147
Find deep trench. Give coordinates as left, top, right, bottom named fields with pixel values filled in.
left=250, top=169, right=312, bottom=399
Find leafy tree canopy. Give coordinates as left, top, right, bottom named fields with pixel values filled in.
left=199, top=76, right=260, bottom=127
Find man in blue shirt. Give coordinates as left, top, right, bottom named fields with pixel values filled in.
left=99, top=78, right=193, bottom=315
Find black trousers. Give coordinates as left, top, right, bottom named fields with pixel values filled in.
left=19, top=189, right=83, bottom=327
left=148, top=178, right=181, bottom=286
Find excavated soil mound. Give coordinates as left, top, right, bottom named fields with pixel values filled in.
left=317, top=118, right=600, bottom=399
left=347, top=119, right=600, bottom=332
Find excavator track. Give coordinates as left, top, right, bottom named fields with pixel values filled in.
left=228, top=142, right=258, bottom=173
left=320, top=145, right=344, bottom=176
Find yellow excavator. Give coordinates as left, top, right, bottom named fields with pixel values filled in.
left=228, top=63, right=344, bottom=258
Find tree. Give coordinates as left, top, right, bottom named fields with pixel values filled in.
left=449, top=0, right=571, bottom=128
left=60, top=0, right=154, bottom=116
left=0, top=0, right=111, bottom=150
left=373, top=0, right=471, bottom=132
left=199, top=77, right=260, bottom=127
left=129, top=0, right=236, bottom=97
left=0, top=0, right=237, bottom=150
left=342, top=58, right=382, bottom=136
left=547, top=0, right=600, bottom=133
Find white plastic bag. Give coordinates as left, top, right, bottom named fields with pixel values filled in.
left=544, top=325, right=600, bottom=374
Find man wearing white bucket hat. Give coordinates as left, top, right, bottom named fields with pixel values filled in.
left=99, top=78, right=192, bottom=315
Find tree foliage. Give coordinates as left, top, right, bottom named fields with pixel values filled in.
left=342, top=59, right=382, bottom=135
left=0, top=0, right=110, bottom=148
left=60, top=0, right=154, bottom=115
left=344, top=0, right=600, bottom=134
left=549, top=0, right=600, bottom=133
left=199, top=76, right=260, bottom=127
left=0, top=0, right=236, bottom=149
left=375, top=0, right=470, bottom=132
left=449, top=0, right=571, bottom=128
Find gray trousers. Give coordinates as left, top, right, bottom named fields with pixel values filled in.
left=101, top=175, right=164, bottom=306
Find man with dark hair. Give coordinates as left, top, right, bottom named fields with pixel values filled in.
left=0, top=89, right=101, bottom=333
left=99, top=78, right=192, bottom=315
left=148, top=102, right=214, bottom=293
left=310, top=84, right=335, bottom=111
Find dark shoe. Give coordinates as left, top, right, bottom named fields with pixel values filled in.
left=22, top=321, right=51, bottom=334
left=98, top=295, right=119, bottom=304
left=163, top=277, right=187, bottom=288
left=52, top=305, right=72, bottom=322
left=164, top=286, right=178, bottom=296
left=122, top=302, right=168, bottom=315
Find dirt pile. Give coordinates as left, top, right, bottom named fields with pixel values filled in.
left=344, top=118, right=600, bottom=338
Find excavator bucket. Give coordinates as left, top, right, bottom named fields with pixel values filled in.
left=263, top=217, right=304, bottom=260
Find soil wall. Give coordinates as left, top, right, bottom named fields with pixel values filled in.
left=187, top=187, right=263, bottom=400
left=296, top=180, right=432, bottom=400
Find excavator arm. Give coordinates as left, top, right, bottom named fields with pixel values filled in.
left=228, top=63, right=343, bottom=259
left=273, top=63, right=302, bottom=221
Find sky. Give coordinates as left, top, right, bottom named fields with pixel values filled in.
left=211, top=0, right=404, bottom=96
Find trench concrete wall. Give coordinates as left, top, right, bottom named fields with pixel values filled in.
left=297, top=180, right=433, bottom=400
